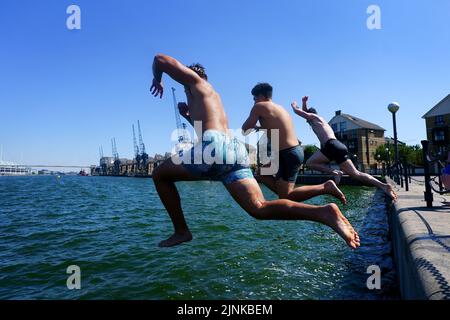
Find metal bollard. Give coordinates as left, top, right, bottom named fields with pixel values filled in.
left=404, top=161, right=409, bottom=191
left=421, top=140, right=433, bottom=208
left=399, top=163, right=404, bottom=188
left=437, top=161, right=444, bottom=192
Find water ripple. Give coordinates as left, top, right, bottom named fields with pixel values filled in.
left=0, top=176, right=398, bottom=299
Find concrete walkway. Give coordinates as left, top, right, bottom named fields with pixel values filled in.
left=387, top=176, right=450, bottom=300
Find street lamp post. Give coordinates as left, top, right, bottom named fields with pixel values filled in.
left=388, top=102, right=400, bottom=183
left=388, top=102, right=400, bottom=165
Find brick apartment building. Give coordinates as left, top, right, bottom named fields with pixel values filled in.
left=329, top=110, right=385, bottom=170
left=422, top=94, right=450, bottom=156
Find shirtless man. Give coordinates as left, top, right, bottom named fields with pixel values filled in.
left=291, top=96, right=397, bottom=200
left=150, top=53, right=360, bottom=249
left=242, top=83, right=346, bottom=204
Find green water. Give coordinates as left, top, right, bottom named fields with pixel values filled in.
left=0, top=176, right=398, bottom=299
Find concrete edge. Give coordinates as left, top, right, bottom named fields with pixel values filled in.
left=388, top=199, right=428, bottom=299
left=387, top=179, right=450, bottom=300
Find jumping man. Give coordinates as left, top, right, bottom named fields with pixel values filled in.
left=242, top=83, right=346, bottom=205
left=291, top=96, right=397, bottom=200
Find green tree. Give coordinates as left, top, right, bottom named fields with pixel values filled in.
left=303, top=145, right=319, bottom=163
left=373, top=143, right=423, bottom=166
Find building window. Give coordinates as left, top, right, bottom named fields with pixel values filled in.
left=435, top=115, right=445, bottom=126
left=437, top=145, right=446, bottom=155
left=331, top=123, right=338, bottom=132
left=434, top=129, right=445, bottom=141
left=339, top=122, right=347, bottom=132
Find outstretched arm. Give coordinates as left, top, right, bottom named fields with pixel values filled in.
left=242, top=104, right=261, bottom=135
left=150, top=54, right=202, bottom=98
left=291, top=101, right=320, bottom=121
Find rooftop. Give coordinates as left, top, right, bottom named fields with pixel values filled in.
left=422, top=94, right=450, bottom=118
left=331, top=111, right=386, bottom=131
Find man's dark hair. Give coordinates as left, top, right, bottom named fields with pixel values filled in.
left=251, top=83, right=273, bottom=99
left=188, top=63, right=208, bottom=80
left=307, top=108, right=317, bottom=114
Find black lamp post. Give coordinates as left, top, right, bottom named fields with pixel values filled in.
left=388, top=102, right=400, bottom=165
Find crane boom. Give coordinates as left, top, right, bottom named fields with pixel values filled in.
left=172, top=87, right=182, bottom=131
left=137, top=120, right=146, bottom=155
left=171, top=87, right=190, bottom=143
left=132, top=124, right=140, bottom=157
left=111, top=138, right=119, bottom=160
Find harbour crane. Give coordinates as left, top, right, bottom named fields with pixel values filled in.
left=137, top=120, right=149, bottom=168
left=111, top=138, right=119, bottom=161
left=171, top=87, right=190, bottom=144
left=111, top=138, right=120, bottom=175
left=132, top=124, right=141, bottom=167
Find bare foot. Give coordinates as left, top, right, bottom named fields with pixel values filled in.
left=322, top=203, right=360, bottom=249
left=383, top=184, right=397, bottom=201
left=158, top=231, right=193, bottom=247
left=332, top=170, right=343, bottom=185
left=324, top=180, right=347, bottom=205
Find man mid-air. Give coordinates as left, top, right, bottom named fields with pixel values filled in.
left=242, top=82, right=346, bottom=205
left=291, top=96, right=396, bottom=200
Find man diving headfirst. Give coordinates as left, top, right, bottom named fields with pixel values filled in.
left=242, top=83, right=346, bottom=205
left=291, top=96, right=397, bottom=200
left=150, top=54, right=360, bottom=249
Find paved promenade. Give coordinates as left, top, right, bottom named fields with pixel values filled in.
left=387, top=176, right=450, bottom=300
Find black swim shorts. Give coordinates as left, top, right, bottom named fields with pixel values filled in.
left=275, top=145, right=304, bottom=182
left=320, top=139, right=348, bottom=164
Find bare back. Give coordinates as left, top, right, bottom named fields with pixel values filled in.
left=185, top=80, right=229, bottom=135
left=308, top=116, right=336, bottom=145
left=257, top=101, right=299, bottom=150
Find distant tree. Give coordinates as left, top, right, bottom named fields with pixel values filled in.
left=303, top=145, right=319, bottom=163
left=373, top=144, right=423, bottom=166
left=374, top=144, right=392, bottom=163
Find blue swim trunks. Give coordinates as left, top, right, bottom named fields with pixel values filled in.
left=276, top=145, right=304, bottom=183
left=180, top=130, right=254, bottom=185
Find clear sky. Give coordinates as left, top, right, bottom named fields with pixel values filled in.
left=1, top=0, right=449, bottom=167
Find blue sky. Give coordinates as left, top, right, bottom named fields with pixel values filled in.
left=1, top=0, right=449, bottom=167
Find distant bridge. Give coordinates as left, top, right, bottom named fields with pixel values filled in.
left=14, top=164, right=92, bottom=169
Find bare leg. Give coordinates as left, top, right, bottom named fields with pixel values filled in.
left=258, top=174, right=346, bottom=204
left=152, top=157, right=199, bottom=247
left=306, top=151, right=343, bottom=183
left=224, top=178, right=360, bottom=249
left=339, top=160, right=397, bottom=200
left=285, top=180, right=347, bottom=205
left=255, top=175, right=278, bottom=194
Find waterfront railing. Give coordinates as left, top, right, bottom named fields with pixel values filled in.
left=420, top=140, right=449, bottom=208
